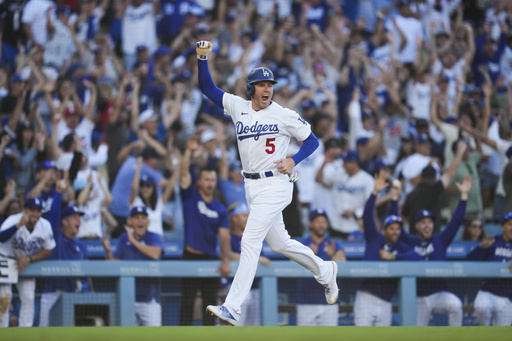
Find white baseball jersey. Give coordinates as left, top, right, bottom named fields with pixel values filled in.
left=322, top=167, right=374, bottom=233
left=0, top=213, right=55, bottom=258
left=122, top=3, right=157, bottom=55
left=222, top=93, right=312, bottom=172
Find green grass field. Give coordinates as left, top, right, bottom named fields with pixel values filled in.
left=2, top=326, right=511, bottom=341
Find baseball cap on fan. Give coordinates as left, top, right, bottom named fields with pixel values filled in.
left=130, top=206, right=148, bottom=217
left=415, top=209, right=433, bottom=223
left=309, top=208, right=328, bottom=221
left=24, top=197, right=43, bottom=209
left=200, top=129, right=216, bottom=144
left=138, top=109, right=159, bottom=125
left=61, top=205, right=84, bottom=219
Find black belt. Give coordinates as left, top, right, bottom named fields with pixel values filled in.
left=242, top=171, right=274, bottom=179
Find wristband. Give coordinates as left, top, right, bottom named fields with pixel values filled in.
left=197, top=55, right=208, bottom=60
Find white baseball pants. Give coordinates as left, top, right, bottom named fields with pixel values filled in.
left=354, top=290, right=392, bottom=326
left=297, top=304, right=338, bottom=326
left=474, top=290, right=512, bottom=326
left=416, top=291, right=462, bottom=326
left=135, top=299, right=162, bottom=326
left=0, top=278, right=36, bottom=327
left=224, top=175, right=333, bottom=320
left=39, top=291, right=63, bottom=327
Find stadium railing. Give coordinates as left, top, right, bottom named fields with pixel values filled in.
left=20, top=260, right=511, bottom=326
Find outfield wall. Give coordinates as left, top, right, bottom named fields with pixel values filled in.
left=17, top=260, right=511, bottom=326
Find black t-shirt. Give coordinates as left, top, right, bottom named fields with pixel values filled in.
left=0, top=0, right=27, bottom=46
left=402, top=181, right=444, bottom=234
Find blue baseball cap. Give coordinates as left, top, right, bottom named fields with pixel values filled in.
left=10, top=74, right=23, bottom=83
left=414, top=133, right=430, bottom=144
left=36, top=160, right=56, bottom=173
left=356, top=137, right=370, bottom=146
left=309, top=208, right=328, bottom=221
left=24, top=197, right=43, bottom=209
left=140, top=174, right=156, bottom=185
left=500, top=212, right=512, bottom=225
left=153, top=46, right=172, bottom=59
left=415, top=209, right=433, bottom=223
left=130, top=206, right=148, bottom=217
left=136, top=45, right=147, bottom=53
left=61, top=205, right=84, bottom=219
left=383, top=214, right=402, bottom=228
left=342, top=150, right=360, bottom=163
left=56, top=5, right=71, bottom=15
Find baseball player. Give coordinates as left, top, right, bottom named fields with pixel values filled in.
left=195, top=40, right=339, bottom=326
left=102, top=206, right=164, bottom=326
left=39, top=205, right=87, bottom=327
left=228, top=203, right=270, bottom=326
left=355, top=171, right=421, bottom=326
left=399, top=174, right=473, bottom=326
left=466, top=212, right=512, bottom=326
left=296, top=208, right=346, bottom=326
left=0, top=197, right=55, bottom=327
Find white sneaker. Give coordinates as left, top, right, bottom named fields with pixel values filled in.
left=206, top=305, right=238, bottom=326
left=324, top=261, right=339, bottom=305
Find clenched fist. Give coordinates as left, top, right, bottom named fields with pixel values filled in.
left=196, top=41, right=212, bottom=60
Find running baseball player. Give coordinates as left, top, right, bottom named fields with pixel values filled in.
left=355, top=171, right=421, bottom=326
left=0, top=197, right=55, bottom=327
left=39, top=205, right=87, bottom=327
left=399, top=174, right=472, bottom=326
left=195, top=40, right=339, bottom=326
left=466, top=212, right=512, bottom=326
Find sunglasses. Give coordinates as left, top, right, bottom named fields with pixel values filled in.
left=384, top=215, right=402, bottom=226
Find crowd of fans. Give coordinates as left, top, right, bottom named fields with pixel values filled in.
left=0, top=0, right=511, bottom=327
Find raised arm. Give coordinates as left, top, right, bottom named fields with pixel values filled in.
left=363, top=171, right=390, bottom=241
left=441, top=174, right=471, bottom=246
left=440, top=140, right=468, bottom=188
left=180, top=136, right=199, bottom=190
left=196, top=41, right=225, bottom=108
left=129, top=157, right=143, bottom=205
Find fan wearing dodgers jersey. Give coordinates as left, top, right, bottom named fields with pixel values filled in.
left=39, top=205, right=87, bottom=327
left=195, top=41, right=339, bottom=326
left=466, top=212, right=512, bottom=326
left=102, top=206, right=164, bottom=326
left=399, top=174, right=473, bottom=326
left=356, top=171, right=421, bottom=326
left=0, top=197, right=55, bottom=327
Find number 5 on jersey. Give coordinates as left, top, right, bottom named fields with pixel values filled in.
left=265, top=138, right=276, bottom=154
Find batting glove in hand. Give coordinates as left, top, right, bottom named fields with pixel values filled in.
left=196, top=41, right=212, bottom=60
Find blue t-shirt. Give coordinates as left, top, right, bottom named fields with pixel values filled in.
left=217, top=179, right=246, bottom=208
left=43, top=232, right=87, bottom=293
left=359, top=194, right=421, bottom=301
left=467, top=235, right=512, bottom=299
left=114, top=231, right=164, bottom=303
left=400, top=200, right=467, bottom=296
left=181, top=185, right=228, bottom=257
left=295, top=236, right=343, bottom=304
left=109, top=156, right=163, bottom=217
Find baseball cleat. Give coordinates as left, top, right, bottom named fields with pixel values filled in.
left=206, top=305, right=238, bottom=326
left=324, top=261, right=339, bottom=305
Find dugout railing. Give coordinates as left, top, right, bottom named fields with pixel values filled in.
left=20, top=260, right=511, bottom=326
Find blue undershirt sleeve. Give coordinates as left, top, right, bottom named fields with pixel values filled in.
left=362, top=194, right=379, bottom=241
left=441, top=199, right=467, bottom=247
left=0, top=225, right=17, bottom=242
left=291, top=132, right=319, bottom=166
left=197, top=59, right=225, bottom=109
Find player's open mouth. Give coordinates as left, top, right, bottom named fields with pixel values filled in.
left=262, top=95, right=269, bottom=101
